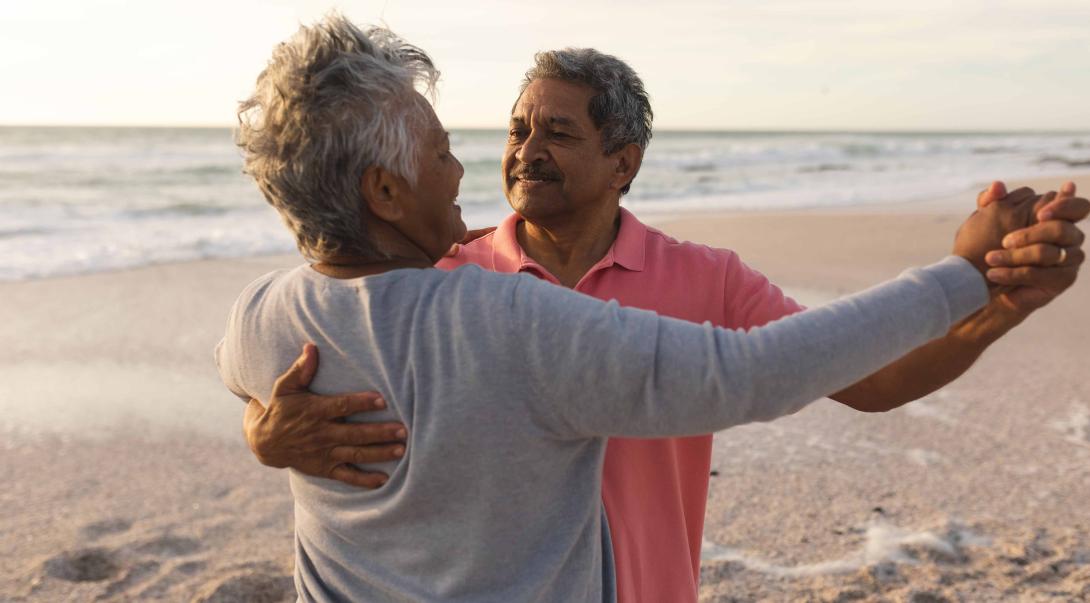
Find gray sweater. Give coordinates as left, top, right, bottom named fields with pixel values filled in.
left=216, top=257, right=987, bottom=602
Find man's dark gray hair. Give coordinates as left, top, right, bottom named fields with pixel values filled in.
left=236, top=14, right=438, bottom=261
left=522, top=48, right=653, bottom=194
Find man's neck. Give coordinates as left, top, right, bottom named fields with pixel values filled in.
left=516, top=205, right=621, bottom=288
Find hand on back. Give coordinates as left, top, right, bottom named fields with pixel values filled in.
left=244, top=344, right=406, bottom=488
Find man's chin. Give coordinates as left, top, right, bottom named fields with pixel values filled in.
left=510, top=198, right=572, bottom=224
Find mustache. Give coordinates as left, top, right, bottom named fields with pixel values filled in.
left=510, top=165, right=562, bottom=181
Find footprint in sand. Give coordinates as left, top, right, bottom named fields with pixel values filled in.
left=80, top=517, right=132, bottom=540
left=193, top=571, right=295, bottom=603
left=43, top=547, right=121, bottom=582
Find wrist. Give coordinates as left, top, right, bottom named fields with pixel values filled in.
left=245, top=423, right=285, bottom=468
left=953, top=252, right=989, bottom=278
left=950, top=301, right=1022, bottom=348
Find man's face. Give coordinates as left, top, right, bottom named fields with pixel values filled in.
left=396, top=99, right=467, bottom=261
left=502, top=78, right=618, bottom=222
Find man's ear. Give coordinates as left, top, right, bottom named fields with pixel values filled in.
left=611, top=143, right=643, bottom=192
left=360, top=165, right=405, bottom=221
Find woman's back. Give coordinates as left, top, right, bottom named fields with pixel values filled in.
left=217, top=264, right=618, bottom=602
left=217, top=257, right=985, bottom=602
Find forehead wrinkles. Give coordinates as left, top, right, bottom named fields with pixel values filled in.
left=511, top=110, right=587, bottom=137
left=511, top=86, right=591, bottom=129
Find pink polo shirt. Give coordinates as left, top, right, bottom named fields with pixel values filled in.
left=437, top=208, right=803, bottom=603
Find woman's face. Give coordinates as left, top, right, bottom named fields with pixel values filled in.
left=394, top=100, right=468, bottom=262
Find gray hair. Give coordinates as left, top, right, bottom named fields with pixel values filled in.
left=236, top=14, right=439, bottom=261
left=522, top=48, right=652, bottom=194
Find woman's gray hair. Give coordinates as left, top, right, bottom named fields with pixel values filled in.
left=522, top=48, right=652, bottom=194
left=236, top=14, right=438, bottom=260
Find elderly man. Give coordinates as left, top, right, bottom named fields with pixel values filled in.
left=241, top=47, right=1088, bottom=601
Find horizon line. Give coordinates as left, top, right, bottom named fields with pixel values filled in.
left=3, top=123, right=1089, bottom=136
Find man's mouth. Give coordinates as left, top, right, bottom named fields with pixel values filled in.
left=514, top=175, right=561, bottom=185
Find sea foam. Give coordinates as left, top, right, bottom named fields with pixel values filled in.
left=1, top=127, right=1087, bottom=281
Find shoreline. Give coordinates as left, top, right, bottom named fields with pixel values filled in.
left=2, top=171, right=1087, bottom=288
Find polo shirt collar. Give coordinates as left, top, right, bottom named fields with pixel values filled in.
left=611, top=207, right=647, bottom=272
left=490, top=206, right=647, bottom=274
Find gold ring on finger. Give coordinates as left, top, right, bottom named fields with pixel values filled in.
left=1057, top=247, right=1068, bottom=266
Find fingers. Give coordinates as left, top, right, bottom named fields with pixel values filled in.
left=320, top=391, right=388, bottom=419
left=1002, top=186, right=1037, bottom=207
left=1030, top=191, right=1058, bottom=222
left=986, top=243, right=1069, bottom=268
left=977, top=181, right=1008, bottom=208
left=446, top=227, right=500, bottom=256
left=328, top=421, right=408, bottom=446
left=271, top=343, right=319, bottom=396
left=986, top=265, right=1079, bottom=291
left=328, top=465, right=390, bottom=489
left=1002, top=221, right=1086, bottom=249
left=461, top=226, right=497, bottom=244
left=329, top=443, right=406, bottom=465
left=1033, top=191, right=1085, bottom=222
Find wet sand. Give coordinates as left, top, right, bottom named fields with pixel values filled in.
left=2, top=175, right=1088, bottom=601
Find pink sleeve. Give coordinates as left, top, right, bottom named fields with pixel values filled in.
left=723, top=252, right=805, bottom=330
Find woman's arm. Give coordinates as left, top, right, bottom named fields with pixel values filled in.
left=505, top=256, right=987, bottom=439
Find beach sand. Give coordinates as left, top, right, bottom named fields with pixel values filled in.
left=2, top=175, right=1088, bottom=602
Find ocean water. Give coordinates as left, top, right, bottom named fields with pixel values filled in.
left=1, top=126, right=1087, bottom=281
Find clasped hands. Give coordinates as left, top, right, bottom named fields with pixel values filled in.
left=245, top=181, right=1087, bottom=488
left=955, top=181, right=1086, bottom=317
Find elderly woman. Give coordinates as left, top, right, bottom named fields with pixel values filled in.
left=218, top=14, right=1016, bottom=603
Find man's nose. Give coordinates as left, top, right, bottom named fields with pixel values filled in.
left=516, top=129, right=548, bottom=164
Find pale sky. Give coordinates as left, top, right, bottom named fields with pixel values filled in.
left=2, top=0, right=1088, bottom=131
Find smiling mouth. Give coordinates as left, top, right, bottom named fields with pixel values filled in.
left=516, top=176, right=560, bottom=185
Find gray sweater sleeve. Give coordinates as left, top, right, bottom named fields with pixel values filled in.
left=501, top=256, right=988, bottom=439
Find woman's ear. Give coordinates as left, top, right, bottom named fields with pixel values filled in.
left=361, top=165, right=405, bottom=221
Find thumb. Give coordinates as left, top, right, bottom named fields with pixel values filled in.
left=977, top=181, right=1007, bottom=209
left=272, top=343, right=319, bottom=396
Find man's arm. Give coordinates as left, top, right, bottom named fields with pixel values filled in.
left=830, top=182, right=1087, bottom=412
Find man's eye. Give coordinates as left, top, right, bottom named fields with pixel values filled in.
left=508, top=129, right=527, bottom=140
